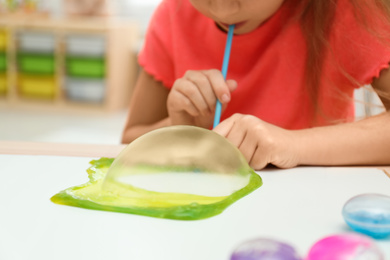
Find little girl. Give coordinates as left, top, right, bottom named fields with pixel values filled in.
left=122, top=0, right=390, bottom=170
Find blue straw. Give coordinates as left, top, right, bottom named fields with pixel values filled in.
left=213, top=24, right=235, bottom=128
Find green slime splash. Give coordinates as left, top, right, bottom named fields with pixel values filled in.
left=51, top=157, right=262, bottom=220
left=51, top=126, right=262, bottom=220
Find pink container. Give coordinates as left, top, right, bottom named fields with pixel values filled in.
left=306, top=233, right=384, bottom=260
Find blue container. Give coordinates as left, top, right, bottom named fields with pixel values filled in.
left=342, top=193, right=390, bottom=238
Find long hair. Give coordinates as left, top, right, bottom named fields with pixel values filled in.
left=294, top=0, right=390, bottom=123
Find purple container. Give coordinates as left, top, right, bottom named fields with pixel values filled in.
left=231, top=238, right=302, bottom=260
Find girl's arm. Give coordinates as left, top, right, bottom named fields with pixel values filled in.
left=293, top=112, right=390, bottom=166
left=294, top=67, right=390, bottom=166
left=121, top=69, right=171, bottom=143
left=214, top=68, right=390, bottom=170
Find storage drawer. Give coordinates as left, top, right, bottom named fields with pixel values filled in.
left=17, top=53, right=55, bottom=74
left=0, top=52, right=6, bottom=71
left=18, top=74, right=57, bottom=98
left=66, top=56, right=105, bottom=78
left=66, top=35, right=106, bottom=56
left=65, top=77, right=105, bottom=103
left=18, top=32, right=55, bottom=53
left=0, top=73, right=6, bottom=95
left=0, top=30, right=7, bottom=50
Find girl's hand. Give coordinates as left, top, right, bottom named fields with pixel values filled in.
left=213, top=114, right=300, bottom=170
left=167, top=69, right=237, bottom=128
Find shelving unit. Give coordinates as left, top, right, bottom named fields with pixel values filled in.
left=0, top=16, right=139, bottom=112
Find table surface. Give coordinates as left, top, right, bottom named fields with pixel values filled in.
left=0, top=154, right=389, bottom=260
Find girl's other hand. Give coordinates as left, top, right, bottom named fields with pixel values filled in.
left=213, top=114, right=300, bottom=170
left=167, top=69, right=237, bottom=128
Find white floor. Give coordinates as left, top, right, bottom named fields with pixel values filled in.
left=0, top=107, right=128, bottom=144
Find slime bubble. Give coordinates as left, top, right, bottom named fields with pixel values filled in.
left=342, top=193, right=390, bottom=238
left=51, top=126, right=262, bottom=220
left=306, top=233, right=384, bottom=260
left=230, top=238, right=302, bottom=260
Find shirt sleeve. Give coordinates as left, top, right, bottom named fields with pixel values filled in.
left=331, top=1, right=390, bottom=87
left=138, top=0, right=175, bottom=88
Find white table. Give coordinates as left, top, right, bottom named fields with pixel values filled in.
left=0, top=154, right=389, bottom=260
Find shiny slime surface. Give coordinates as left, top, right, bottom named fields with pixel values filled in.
left=230, top=238, right=302, bottom=260
left=51, top=126, right=262, bottom=220
left=306, top=234, right=384, bottom=260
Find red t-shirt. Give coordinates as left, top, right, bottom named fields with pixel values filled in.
left=139, top=0, right=390, bottom=129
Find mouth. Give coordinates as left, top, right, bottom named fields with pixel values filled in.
left=219, top=21, right=247, bottom=31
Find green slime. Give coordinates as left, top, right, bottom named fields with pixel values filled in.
left=51, top=126, right=262, bottom=220
left=51, top=157, right=262, bottom=220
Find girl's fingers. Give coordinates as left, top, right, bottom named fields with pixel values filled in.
left=173, top=77, right=210, bottom=116
left=213, top=113, right=238, bottom=135
left=242, top=128, right=269, bottom=169
left=225, top=122, right=246, bottom=148
left=225, top=117, right=268, bottom=169
left=169, top=69, right=237, bottom=128
left=183, top=70, right=236, bottom=112
left=237, top=131, right=258, bottom=166
left=215, top=113, right=299, bottom=170
left=203, top=69, right=232, bottom=104
left=214, top=114, right=270, bottom=170
left=170, top=89, right=199, bottom=117
left=249, top=146, right=269, bottom=170
left=185, top=71, right=216, bottom=112
left=226, top=79, right=238, bottom=92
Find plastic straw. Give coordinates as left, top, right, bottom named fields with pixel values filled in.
left=213, top=24, right=235, bottom=128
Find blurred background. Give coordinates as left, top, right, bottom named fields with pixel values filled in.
left=0, top=0, right=161, bottom=145
left=0, top=0, right=385, bottom=146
